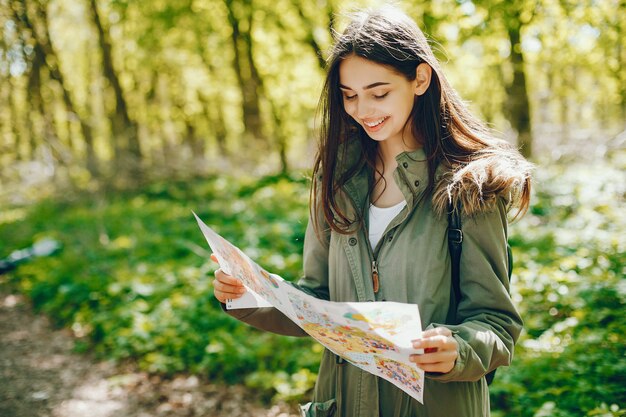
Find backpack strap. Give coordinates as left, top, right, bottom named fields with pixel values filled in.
left=446, top=201, right=498, bottom=385
left=446, top=202, right=462, bottom=325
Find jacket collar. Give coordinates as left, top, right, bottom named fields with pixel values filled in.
left=393, top=147, right=429, bottom=209
left=341, top=139, right=430, bottom=214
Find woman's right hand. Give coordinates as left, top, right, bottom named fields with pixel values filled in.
left=211, top=254, right=247, bottom=303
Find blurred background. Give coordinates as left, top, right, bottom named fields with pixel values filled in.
left=0, top=0, right=624, bottom=416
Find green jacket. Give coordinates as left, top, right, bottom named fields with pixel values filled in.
left=226, top=144, right=526, bottom=417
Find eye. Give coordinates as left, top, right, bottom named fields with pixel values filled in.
left=343, top=94, right=357, bottom=101
left=374, top=92, right=389, bottom=100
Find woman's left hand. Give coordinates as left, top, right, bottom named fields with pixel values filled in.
left=410, top=327, right=459, bottom=373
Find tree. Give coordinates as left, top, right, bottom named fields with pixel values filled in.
left=88, top=0, right=141, bottom=178
left=224, top=0, right=268, bottom=150
left=10, top=0, right=51, bottom=161
left=27, top=0, right=99, bottom=176
left=469, top=0, right=535, bottom=158
left=0, top=6, right=23, bottom=162
left=503, top=7, right=533, bottom=158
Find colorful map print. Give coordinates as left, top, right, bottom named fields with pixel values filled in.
left=375, top=356, right=423, bottom=398
left=343, top=352, right=374, bottom=366
left=301, top=321, right=398, bottom=355
left=343, top=309, right=413, bottom=335
left=194, top=213, right=425, bottom=404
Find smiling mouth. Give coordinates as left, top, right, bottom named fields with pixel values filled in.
left=363, top=116, right=389, bottom=128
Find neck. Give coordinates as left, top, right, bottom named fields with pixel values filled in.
left=376, top=134, right=421, bottom=172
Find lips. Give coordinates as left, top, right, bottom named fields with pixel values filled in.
left=362, top=116, right=389, bottom=132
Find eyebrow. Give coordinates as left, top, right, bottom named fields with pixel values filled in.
left=339, top=82, right=390, bottom=91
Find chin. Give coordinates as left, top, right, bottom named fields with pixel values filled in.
left=368, top=136, right=388, bottom=142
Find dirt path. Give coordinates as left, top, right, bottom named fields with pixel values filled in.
left=0, top=290, right=300, bottom=417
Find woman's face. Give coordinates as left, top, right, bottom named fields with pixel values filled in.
left=339, top=54, right=418, bottom=147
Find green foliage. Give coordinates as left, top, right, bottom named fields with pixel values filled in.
left=0, top=159, right=624, bottom=412
left=491, top=159, right=626, bottom=417
left=0, top=173, right=317, bottom=398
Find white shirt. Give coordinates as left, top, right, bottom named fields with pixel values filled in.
left=368, top=200, right=407, bottom=250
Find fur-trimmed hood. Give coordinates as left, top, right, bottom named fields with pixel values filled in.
left=431, top=147, right=533, bottom=218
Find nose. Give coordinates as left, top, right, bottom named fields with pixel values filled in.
left=356, top=99, right=373, bottom=119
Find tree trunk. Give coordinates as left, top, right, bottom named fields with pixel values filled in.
left=8, top=74, right=22, bottom=161
left=10, top=1, right=39, bottom=160
left=143, top=70, right=163, bottom=168
left=183, top=120, right=207, bottom=174
left=88, top=0, right=141, bottom=177
left=616, top=2, right=626, bottom=128
left=269, top=99, right=288, bottom=174
left=243, top=16, right=266, bottom=137
left=505, top=23, right=532, bottom=158
left=31, top=0, right=99, bottom=176
left=213, top=102, right=228, bottom=156
left=25, top=39, right=45, bottom=160
left=558, top=81, right=570, bottom=146
left=0, top=73, right=8, bottom=164
left=293, top=3, right=327, bottom=70
left=0, top=12, right=22, bottom=161
left=201, top=92, right=228, bottom=157
left=192, top=30, right=229, bottom=156
left=224, top=0, right=267, bottom=148
left=155, top=72, right=176, bottom=170
left=26, top=47, right=66, bottom=167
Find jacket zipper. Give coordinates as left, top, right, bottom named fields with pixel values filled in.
left=371, top=260, right=380, bottom=293
left=362, top=213, right=380, bottom=294
left=345, top=186, right=381, bottom=296
left=363, top=201, right=407, bottom=295
left=367, top=201, right=409, bottom=295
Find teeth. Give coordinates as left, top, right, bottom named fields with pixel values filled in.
left=364, top=117, right=387, bottom=127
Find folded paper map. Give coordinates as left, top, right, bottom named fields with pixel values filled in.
left=194, top=213, right=424, bottom=403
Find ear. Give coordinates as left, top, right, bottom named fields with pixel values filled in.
left=414, top=63, right=432, bottom=96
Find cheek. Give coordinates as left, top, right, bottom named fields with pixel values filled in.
left=386, top=97, right=413, bottom=121
left=403, top=94, right=417, bottom=115
left=343, top=101, right=357, bottom=119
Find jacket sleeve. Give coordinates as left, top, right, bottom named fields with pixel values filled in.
left=222, top=213, right=331, bottom=337
left=427, top=198, right=523, bottom=382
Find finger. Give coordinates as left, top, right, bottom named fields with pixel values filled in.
left=214, top=284, right=247, bottom=302
left=410, top=350, right=458, bottom=365
left=214, top=279, right=246, bottom=294
left=214, top=289, right=245, bottom=303
left=413, top=327, right=456, bottom=348
left=214, top=291, right=232, bottom=304
left=214, top=284, right=245, bottom=296
left=215, top=269, right=244, bottom=287
left=210, top=253, right=219, bottom=263
left=412, top=335, right=455, bottom=350
left=418, top=327, right=452, bottom=339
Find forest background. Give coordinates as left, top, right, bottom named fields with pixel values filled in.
left=0, top=0, right=624, bottom=416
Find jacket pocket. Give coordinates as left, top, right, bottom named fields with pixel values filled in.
left=299, top=398, right=337, bottom=417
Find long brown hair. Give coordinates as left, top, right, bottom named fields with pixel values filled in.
left=312, top=6, right=531, bottom=235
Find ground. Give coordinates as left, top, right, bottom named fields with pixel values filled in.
left=0, top=290, right=300, bottom=417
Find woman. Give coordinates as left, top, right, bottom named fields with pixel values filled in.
left=212, top=5, right=532, bottom=417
